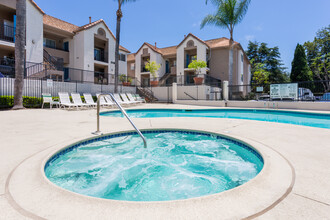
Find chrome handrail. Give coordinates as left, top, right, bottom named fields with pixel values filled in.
left=92, top=94, right=147, bottom=148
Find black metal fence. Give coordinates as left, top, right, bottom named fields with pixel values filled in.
left=0, top=77, right=137, bottom=109
left=229, top=80, right=330, bottom=101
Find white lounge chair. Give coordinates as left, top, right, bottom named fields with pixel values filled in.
left=96, top=93, right=115, bottom=108
left=58, top=92, right=79, bottom=109
left=126, top=93, right=142, bottom=104
left=71, top=93, right=90, bottom=108
left=135, top=94, right=146, bottom=103
left=113, top=93, right=131, bottom=106
left=120, top=93, right=139, bottom=105
left=42, top=93, right=59, bottom=109
left=83, top=93, right=97, bottom=107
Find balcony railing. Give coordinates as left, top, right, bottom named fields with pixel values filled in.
left=0, top=24, right=15, bottom=42
left=94, top=49, right=108, bottom=63
left=141, top=65, right=149, bottom=72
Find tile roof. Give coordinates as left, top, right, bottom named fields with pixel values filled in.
left=128, top=36, right=247, bottom=62
left=205, top=37, right=239, bottom=49
left=43, top=15, right=79, bottom=34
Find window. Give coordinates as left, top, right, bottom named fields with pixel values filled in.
left=63, top=42, right=69, bottom=52
left=119, top=53, right=126, bottom=62
left=241, top=54, right=244, bottom=62
left=143, top=48, right=148, bottom=54
left=187, top=40, right=194, bottom=48
left=43, top=38, right=56, bottom=49
left=131, top=63, right=135, bottom=70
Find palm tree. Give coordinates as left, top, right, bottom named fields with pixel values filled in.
left=201, top=0, right=251, bottom=92
left=114, top=0, right=136, bottom=93
left=13, top=0, right=26, bottom=109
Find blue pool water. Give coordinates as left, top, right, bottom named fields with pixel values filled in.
left=45, top=130, right=263, bottom=202
left=101, top=109, right=330, bottom=129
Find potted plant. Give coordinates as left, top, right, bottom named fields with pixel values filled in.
left=145, top=60, right=161, bottom=87
left=188, top=59, right=207, bottom=85
left=119, top=74, right=132, bottom=86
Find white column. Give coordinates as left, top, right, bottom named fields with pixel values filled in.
left=223, top=81, right=229, bottom=101
left=172, top=83, right=177, bottom=103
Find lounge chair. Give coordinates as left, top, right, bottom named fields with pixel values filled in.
left=58, top=92, right=79, bottom=109
left=83, top=93, right=97, bottom=107
left=96, top=93, right=115, bottom=108
left=71, top=93, right=90, bottom=108
left=113, top=93, right=131, bottom=106
left=42, top=93, right=60, bottom=109
left=135, top=94, right=147, bottom=103
left=120, top=93, right=139, bottom=105
left=126, top=93, right=142, bottom=104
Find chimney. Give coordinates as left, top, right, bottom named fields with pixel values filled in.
left=89, top=17, right=92, bottom=24
left=184, top=35, right=186, bottom=38
left=155, top=42, right=157, bottom=48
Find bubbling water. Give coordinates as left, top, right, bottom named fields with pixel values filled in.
left=45, top=131, right=263, bottom=201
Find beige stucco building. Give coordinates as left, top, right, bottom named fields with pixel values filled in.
left=0, top=0, right=129, bottom=84
left=128, top=33, right=251, bottom=95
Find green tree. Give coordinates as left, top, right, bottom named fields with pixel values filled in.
left=114, top=0, right=137, bottom=93
left=145, top=60, right=161, bottom=79
left=13, top=0, right=26, bottom=109
left=304, top=25, right=329, bottom=91
left=188, top=60, right=207, bottom=75
left=247, top=41, right=289, bottom=84
left=290, top=44, right=313, bottom=82
left=201, top=0, right=251, bottom=88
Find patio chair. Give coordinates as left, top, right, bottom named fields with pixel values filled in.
left=113, top=93, right=132, bottom=106
left=96, top=93, right=115, bottom=108
left=135, top=94, right=147, bottom=103
left=83, top=93, right=97, bottom=108
left=71, top=93, right=90, bottom=108
left=120, top=93, right=139, bottom=105
left=42, top=93, right=60, bottom=109
left=126, top=93, right=142, bottom=104
left=58, top=92, right=79, bottom=110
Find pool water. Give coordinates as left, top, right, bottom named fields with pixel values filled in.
left=101, top=109, right=330, bottom=129
left=45, top=131, right=263, bottom=202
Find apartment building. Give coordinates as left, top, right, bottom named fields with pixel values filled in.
left=127, top=33, right=251, bottom=96
left=0, top=0, right=129, bottom=84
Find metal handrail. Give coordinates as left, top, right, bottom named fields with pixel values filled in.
left=92, top=94, right=147, bottom=148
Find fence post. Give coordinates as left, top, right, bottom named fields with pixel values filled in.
left=223, top=81, right=229, bottom=101
left=172, top=83, right=177, bottom=103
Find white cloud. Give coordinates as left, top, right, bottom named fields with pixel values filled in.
left=192, top=21, right=201, bottom=27
left=245, top=35, right=255, bottom=41
left=254, top=24, right=263, bottom=31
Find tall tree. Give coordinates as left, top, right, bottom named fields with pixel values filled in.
left=290, top=44, right=312, bottom=82
left=201, top=0, right=251, bottom=90
left=13, top=0, right=26, bottom=109
left=247, top=41, right=289, bottom=84
left=114, top=0, right=136, bottom=93
left=304, top=25, right=329, bottom=91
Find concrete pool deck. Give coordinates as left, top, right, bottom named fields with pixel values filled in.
left=0, top=104, right=329, bottom=219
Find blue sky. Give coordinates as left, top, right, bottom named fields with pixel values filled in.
left=35, top=0, right=330, bottom=71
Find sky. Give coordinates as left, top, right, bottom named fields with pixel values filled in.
left=34, top=0, right=330, bottom=71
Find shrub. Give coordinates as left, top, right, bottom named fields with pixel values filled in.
left=0, top=96, right=43, bottom=109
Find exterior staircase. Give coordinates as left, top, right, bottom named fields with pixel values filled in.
left=137, top=87, right=158, bottom=103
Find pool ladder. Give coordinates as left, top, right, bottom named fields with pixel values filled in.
left=92, top=93, right=147, bottom=148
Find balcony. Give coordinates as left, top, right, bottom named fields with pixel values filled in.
left=44, top=47, right=69, bottom=64
left=0, top=24, right=15, bottom=43
left=141, top=65, right=149, bottom=73
left=94, top=48, right=108, bottom=63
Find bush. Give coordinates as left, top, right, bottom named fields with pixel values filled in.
left=0, top=96, right=43, bottom=109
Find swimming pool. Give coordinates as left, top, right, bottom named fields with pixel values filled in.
left=101, top=109, right=330, bottom=129
left=44, top=130, right=263, bottom=202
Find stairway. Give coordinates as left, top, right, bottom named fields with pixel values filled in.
left=137, top=87, right=158, bottom=103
